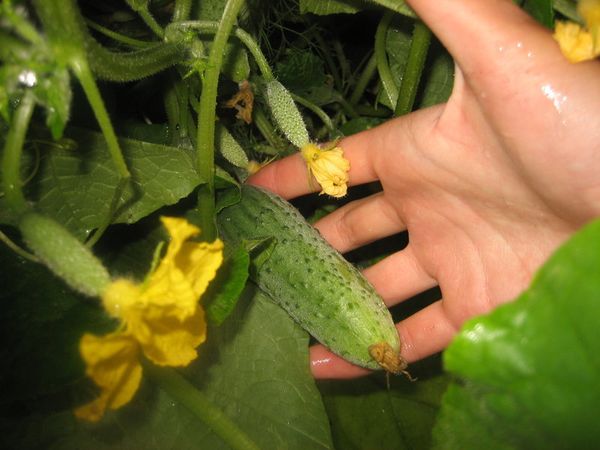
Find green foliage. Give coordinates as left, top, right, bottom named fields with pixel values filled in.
left=523, top=0, right=555, bottom=27
left=433, top=219, right=600, bottom=449
left=2, top=128, right=201, bottom=238
left=381, top=16, right=453, bottom=110
left=275, top=49, right=327, bottom=93
left=205, top=244, right=250, bottom=325
left=320, top=358, right=450, bottom=450
left=299, top=0, right=415, bottom=18
left=0, top=224, right=332, bottom=450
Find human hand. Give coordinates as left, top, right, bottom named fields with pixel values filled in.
left=249, top=0, right=600, bottom=378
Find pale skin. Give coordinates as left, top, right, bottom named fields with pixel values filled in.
left=249, top=0, right=600, bottom=378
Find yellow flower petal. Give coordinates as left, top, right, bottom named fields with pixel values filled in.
left=554, top=21, right=599, bottom=62
left=579, top=0, right=600, bottom=29
left=138, top=306, right=207, bottom=366
left=75, top=332, right=142, bottom=422
left=79, top=217, right=223, bottom=421
left=301, top=143, right=350, bottom=198
left=144, top=217, right=224, bottom=320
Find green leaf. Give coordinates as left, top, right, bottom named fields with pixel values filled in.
left=275, top=49, right=327, bottom=93
left=205, top=244, right=250, bottom=325
left=0, top=246, right=111, bottom=405
left=300, top=0, right=364, bottom=15
left=433, top=219, right=600, bottom=449
left=417, top=42, right=454, bottom=108
left=299, top=0, right=414, bottom=17
left=320, top=358, right=450, bottom=450
left=0, top=223, right=333, bottom=449
left=7, top=127, right=201, bottom=239
left=524, top=0, right=554, bottom=28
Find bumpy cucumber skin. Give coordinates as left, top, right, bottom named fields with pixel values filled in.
left=19, top=212, right=111, bottom=296
left=217, top=185, right=400, bottom=371
left=264, top=80, right=309, bottom=148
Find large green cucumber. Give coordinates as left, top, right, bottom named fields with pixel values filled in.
left=217, top=185, right=406, bottom=374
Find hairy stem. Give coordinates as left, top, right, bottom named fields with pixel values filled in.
left=85, top=18, right=152, bottom=48
left=137, top=6, right=164, bottom=38
left=173, top=0, right=193, bottom=22
left=70, top=59, right=130, bottom=178
left=196, top=0, right=246, bottom=240
left=166, top=21, right=273, bottom=80
left=1, top=90, right=35, bottom=216
left=291, top=93, right=334, bottom=131
left=145, top=365, right=261, bottom=450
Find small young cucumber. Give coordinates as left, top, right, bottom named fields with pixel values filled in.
left=217, top=185, right=406, bottom=374
left=19, top=212, right=110, bottom=297
left=263, top=79, right=309, bottom=148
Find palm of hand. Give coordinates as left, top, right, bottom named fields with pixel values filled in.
left=250, top=0, right=600, bottom=378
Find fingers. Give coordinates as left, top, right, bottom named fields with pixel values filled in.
left=247, top=118, right=390, bottom=199
left=312, top=192, right=405, bottom=253
left=246, top=152, right=311, bottom=200
left=407, top=0, right=557, bottom=74
left=311, top=299, right=458, bottom=379
left=362, top=246, right=437, bottom=306
left=395, top=299, right=458, bottom=362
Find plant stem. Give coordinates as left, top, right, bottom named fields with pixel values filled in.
left=349, top=52, right=377, bottom=105
left=394, top=21, right=431, bottom=116
left=0, top=30, right=29, bottom=61
left=355, top=104, right=392, bottom=118
left=86, top=40, right=185, bottom=82
left=334, top=92, right=360, bottom=119
left=166, top=21, right=273, bottom=80
left=1, top=1, right=45, bottom=45
left=145, top=365, right=261, bottom=450
left=332, top=39, right=351, bottom=93
left=375, top=11, right=398, bottom=108
left=85, top=18, right=153, bottom=48
left=1, top=90, right=35, bottom=216
left=138, top=7, right=165, bottom=38
left=291, top=93, right=334, bottom=131
left=313, top=30, right=343, bottom=92
left=33, top=0, right=131, bottom=179
left=0, top=229, right=40, bottom=262
left=253, top=105, right=286, bottom=150
left=173, top=0, right=193, bottom=22
left=196, top=0, right=246, bottom=241
left=70, top=59, right=130, bottom=179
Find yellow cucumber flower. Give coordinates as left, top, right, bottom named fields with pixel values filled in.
left=75, top=217, right=224, bottom=422
left=554, top=0, right=600, bottom=62
left=300, top=142, right=350, bottom=198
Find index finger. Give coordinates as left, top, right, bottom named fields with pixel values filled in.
left=247, top=127, right=384, bottom=199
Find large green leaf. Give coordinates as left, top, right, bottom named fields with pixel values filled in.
left=433, top=219, right=600, bottom=449
left=0, top=221, right=333, bottom=449
left=9, top=127, right=201, bottom=239
left=320, top=357, right=449, bottom=450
